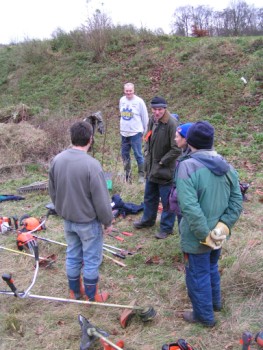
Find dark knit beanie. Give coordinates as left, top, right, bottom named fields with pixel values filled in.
left=186, top=121, right=214, bottom=149
left=151, top=96, right=167, bottom=108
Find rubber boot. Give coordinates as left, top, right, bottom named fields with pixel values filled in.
left=123, top=160, right=131, bottom=183
left=84, top=282, right=109, bottom=302
left=138, top=163, right=145, bottom=183
left=94, top=284, right=109, bottom=302
left=68, top=276, right=84, bottom=300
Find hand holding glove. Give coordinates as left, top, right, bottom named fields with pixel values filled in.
left=201, top=222, right=230, bottom=250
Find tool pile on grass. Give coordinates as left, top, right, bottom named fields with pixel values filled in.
left=0, top=204, right=157, bottom=350
left=0, top=236, right=156, bottom=328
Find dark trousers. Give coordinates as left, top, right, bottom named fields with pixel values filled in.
left=141, top=179, right=176, bottom=233
left=184, top=249, right=221, bottom=325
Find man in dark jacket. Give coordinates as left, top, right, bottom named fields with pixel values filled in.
left=175, top=121, right=243, bottom=327
left=49, top=121, right=113, bottom=302
left=133, top=96, right=181, bottom=239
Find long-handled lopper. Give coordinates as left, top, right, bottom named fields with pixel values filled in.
left=102, top=254, right=126, bottom=267
left=103, top=244, right=135, bottom=256
left=30, top=235, right=128, bottom=259
left=103, top=247, right=126, bottom=259
left=20, top=234, right=125, bottom=267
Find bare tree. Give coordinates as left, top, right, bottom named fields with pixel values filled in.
left=256, top=8, right=263, bottom=34
left=171, top=6, right=192, bottom=36
left=216, top=0, right=258, bottom=36
left=82, top=9, right=112, bottom=61
left=171, top=0, right=262, bottom=37
left=191, top=5, right=213, bottom=32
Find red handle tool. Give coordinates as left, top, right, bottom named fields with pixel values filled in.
left=107, top=233, right=124, bottom=242
left=112, top=228, right=133, bottom=237
left=121, top=231, right=133, bottom=236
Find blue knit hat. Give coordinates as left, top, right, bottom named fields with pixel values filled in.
left=151, top=96, right=167, bottom=108
left=176, top=123, right=193, bottom=138
left=186, top=121, right=214, bottom=149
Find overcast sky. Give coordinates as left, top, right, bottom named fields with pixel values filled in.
left=0, top=0, right=261, bottom=44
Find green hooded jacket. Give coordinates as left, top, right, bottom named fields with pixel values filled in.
left=175, top=150, right=243, bottom=254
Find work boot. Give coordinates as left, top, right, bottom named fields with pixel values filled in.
left=95, top=289, right=109, bottom=302
left=68, top=276, right=85, bottom=300
left=85, top=283, right=109, bottom=302
left=155, top=232, right=172, bottom=239
left=183, top=310, right=216, bottom=327
left=213, top=304, right=222, bottom=312
left=138, top=163, right=145, bottom=184
left=133, top=220, right=155, bottom=229
left=182, top=311, right=198, bottom=324
left=123, top=160, right=132, bottom=183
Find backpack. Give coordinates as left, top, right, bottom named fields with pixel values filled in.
left=167, top=186, right=181, bottom=216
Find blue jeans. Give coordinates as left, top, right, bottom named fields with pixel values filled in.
left=184, top=249, right=221, bottom=325
left=121, top=132, right=144, bottom=166
left=64, top=219, right=103, bottom=289
left=141, top=179, right=176, bottom=233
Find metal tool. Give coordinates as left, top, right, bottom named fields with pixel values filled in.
left=0, top=281, right=156, bottom=328
left=2, top=239, right=39, bottom=298
left=103, top=247, right=126, bottom=259
left=78, top=314, right=124, bottom=350
left=103, top=253, right=126, bottom=267
left=1, top=238, right=156, bottom=328
left=32, top=234, right=67, bottom=246
left=240, top=331, right=253, bottom=350
left=103, top=243, right=135, bottom=255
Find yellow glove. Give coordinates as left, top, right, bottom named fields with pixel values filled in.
left=201, top=232, right=222, bottom=250
left=211, top=222, right=230, bottom=241
left=201, top=222, right=230, bottom=249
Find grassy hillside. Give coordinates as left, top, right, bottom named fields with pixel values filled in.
left=0, top=34, right=262, bottom=177
left=0, top=32, right=262, bottom=350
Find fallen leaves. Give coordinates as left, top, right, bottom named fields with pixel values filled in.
left=145, top=256, right=164, bottom=265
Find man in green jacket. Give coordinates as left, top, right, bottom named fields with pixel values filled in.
left=133, top=96, right=180, bottom=239
left=175, top=121, right=243, bottom=327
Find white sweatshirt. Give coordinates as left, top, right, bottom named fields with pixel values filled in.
left=119, top=94, right=149, bottom=137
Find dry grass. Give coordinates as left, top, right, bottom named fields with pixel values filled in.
left=0, top=175, right=262, bottom=350
left=0, top=115, right=262, bottom=349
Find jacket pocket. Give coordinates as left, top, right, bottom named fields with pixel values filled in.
left=151, top=160, right=172, bottom=180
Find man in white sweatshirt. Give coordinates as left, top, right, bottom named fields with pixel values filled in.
left=119, top=82, right=149, bottom=183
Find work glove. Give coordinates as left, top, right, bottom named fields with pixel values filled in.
left=210, top=222, right=230, bottom=243
left=200, top=222, right=230, bottom=250
left=201, top=232, right=223, bottom=250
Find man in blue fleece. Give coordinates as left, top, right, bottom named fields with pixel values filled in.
left=175, top=121, right=243, bottom=327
